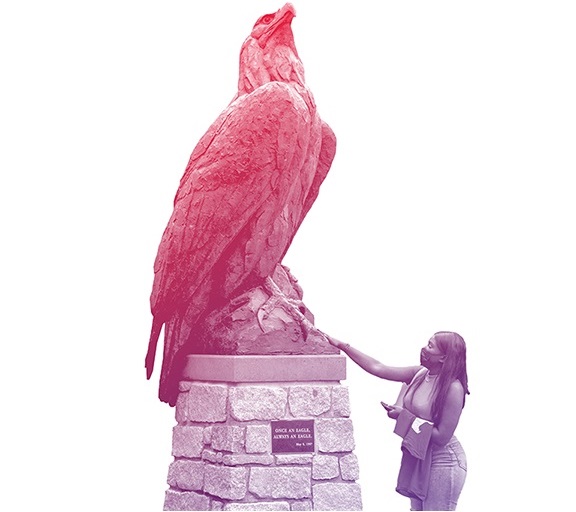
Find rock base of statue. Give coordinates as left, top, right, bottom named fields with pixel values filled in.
left=193, top=265, right=340, bottom=356
left=163, top=354, right=363, bottom=511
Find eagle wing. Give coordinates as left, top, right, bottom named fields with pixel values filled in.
left=146, top=82, right=314, bottom=383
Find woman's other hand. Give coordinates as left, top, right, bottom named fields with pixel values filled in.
left=386, top=405, right=403, bottom=420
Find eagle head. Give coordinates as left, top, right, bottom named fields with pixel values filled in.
left=251, top=3, right=297, bottom=52
left=238, top=3, right=305, bottom=96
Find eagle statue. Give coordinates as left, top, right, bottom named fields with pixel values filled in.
left=146, top=3, right=337, bottom=405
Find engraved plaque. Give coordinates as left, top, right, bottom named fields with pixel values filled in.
left=271, top=419, right=315, bottom=454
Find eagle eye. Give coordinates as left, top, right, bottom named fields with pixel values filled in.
left=261, top=14, right=274, bottom=24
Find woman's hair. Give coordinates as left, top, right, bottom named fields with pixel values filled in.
left=407, top=331, right=470, bottom=423
left=431, top=331, right=470, bottom=422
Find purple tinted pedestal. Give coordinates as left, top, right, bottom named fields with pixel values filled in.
left=163, top=354, right=363, bottom=511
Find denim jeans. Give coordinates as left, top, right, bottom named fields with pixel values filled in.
left=410, top=436, right=467, bottom=511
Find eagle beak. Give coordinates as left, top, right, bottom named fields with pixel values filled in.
left=278, top=3, right=296, bottom=24
left=283, top=3, right=296, bottom=19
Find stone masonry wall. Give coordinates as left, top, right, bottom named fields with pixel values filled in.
left=164, top=381, right=362, bottom=511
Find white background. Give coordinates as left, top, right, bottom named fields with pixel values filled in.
left=1, top=1, right=575, bottom=510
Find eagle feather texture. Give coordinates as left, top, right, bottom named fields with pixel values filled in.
left=146, top=4, right=336, bottom=405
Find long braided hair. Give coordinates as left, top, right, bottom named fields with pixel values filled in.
left=430, top=331, right=470, bottom=423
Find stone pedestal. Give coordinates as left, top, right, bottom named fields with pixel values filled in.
left=163, top=355, right=362, bottom=511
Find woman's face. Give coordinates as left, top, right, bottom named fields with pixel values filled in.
left=420, top=335, right=445, bottom=369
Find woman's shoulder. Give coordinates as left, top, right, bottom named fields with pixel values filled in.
left=449, top=378, right=465, bottom=390
left=415, top=366, right=428, bottom=377
left=446, top=379, right=465, bottom=401
left=406, top=366, right=427, bottom=384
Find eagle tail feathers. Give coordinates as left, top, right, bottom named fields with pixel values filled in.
left=145, top=317, right=163, bottom=379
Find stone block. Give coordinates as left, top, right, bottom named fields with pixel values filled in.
left=288, top=386, right=331, bottom=417
left=172, top=425, right=205, bottom=458
left=211, top=425, right=245, bottom=452
left=229, top=386, right=287, bottom=421
left=246, top=424, right=271, bottom=453
left=202, top=449, right=224, bottom=464
left=167, top=460, right=204, bottom=491
left=312, top=483, right=362, bottom=511
left=339, top=453, right=359, bottom=481
left=175, top=392, right=189, bottom=424
left=203, top=426, right=213, bottom=445
left=211, top=501, right=224, bottom=511
left=223, top=502, right=290, bottom=511
left=222, top=454, right=275, bottom=466
left=290, top=501, right=312, bottom=511
left=187, top=383, right=228, bottom=422
left=183, top=355, right=346, bottom=382
left=331, top=386, right=351, bottom=417
left=204, top=465, right=248, bottom=500
left=316, top=419, right=355, bottom=453
left=275, top=454, right=313, bottom=465
left=249, top=467, right=311, bottom=499
left=179, top=381, right=193, bottom=392
left=312, top=454, right=339, bottom=480
left=164, top=489, right=210, bottom=511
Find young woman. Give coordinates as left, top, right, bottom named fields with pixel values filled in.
left=327, top=331, right=470, bottom=511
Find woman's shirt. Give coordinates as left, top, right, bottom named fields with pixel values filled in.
left=402, top=368, right=438, bottom=422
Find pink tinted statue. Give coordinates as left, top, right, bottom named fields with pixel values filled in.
left=146, top=4, right=337, bottom=406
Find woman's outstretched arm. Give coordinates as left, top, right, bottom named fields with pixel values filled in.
left=327, top=336, right=421, bottom=384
